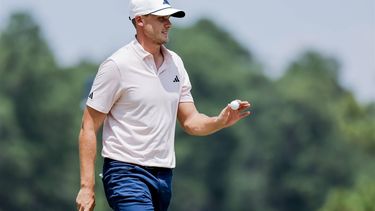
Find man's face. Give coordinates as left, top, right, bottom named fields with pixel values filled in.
left=141, top=15, right=172, bottom=45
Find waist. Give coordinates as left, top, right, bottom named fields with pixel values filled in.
left=101, top=141, right=176, bottom=168
left=103, top=157, right=172, bottom=173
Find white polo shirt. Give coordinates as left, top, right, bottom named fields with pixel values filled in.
left=86, top=39, right=193, bottom=168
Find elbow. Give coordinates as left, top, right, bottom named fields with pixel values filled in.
left=182, top=121, right=210, bottom=136
left=182, top=121, right=197, bottom=135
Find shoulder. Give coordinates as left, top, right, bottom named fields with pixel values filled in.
left=97, top=60, right=121, bottom=80
left=103, top=41, right=138, bottom=72
left=109, top=42, right=134, bottom=62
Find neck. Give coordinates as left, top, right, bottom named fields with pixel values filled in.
left=136, top=34, right=162, bottom=58
left=136, top=34, right=164, bottom=69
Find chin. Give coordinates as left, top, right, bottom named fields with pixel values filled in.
left=161, top=34, right=169, bottom=43
left=159, top=38, right=168, bottom=45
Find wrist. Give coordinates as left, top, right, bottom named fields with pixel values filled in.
left=80, top=180, right=95, bottom=190
left=213, top=116, right=225, bottom=130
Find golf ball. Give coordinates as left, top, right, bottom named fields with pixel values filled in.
left=229, top=100, right=240, bottom=110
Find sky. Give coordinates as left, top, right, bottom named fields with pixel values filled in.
left=1, top=0, right=374, bottom=103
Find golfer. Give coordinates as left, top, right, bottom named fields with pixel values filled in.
left=76, top=0, right=251, bottom=210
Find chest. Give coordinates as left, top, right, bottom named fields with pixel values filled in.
left=117, top=63, right=182, bottom=106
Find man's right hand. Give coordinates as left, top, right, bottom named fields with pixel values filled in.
left=76, top=187, right=95, bottom=211
left=76, top=107, right=106, bottom=210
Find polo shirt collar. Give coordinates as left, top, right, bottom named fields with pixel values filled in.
left=131, top=39, right=172, bottom=60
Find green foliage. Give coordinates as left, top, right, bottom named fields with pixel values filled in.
left=168, top=18, right=264, bottom=105
left=0, top=11, right=374, bottom=211
left=0, top=12, right=95, bottom=210
left=334, top=96, right=375, bottom=153
left=319, top=170, right=375, bottom=211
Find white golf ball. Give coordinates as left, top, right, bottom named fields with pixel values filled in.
left=229, top=100, right=240, bottom=110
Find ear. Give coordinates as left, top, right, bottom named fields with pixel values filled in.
left=135, top=16, right=144, bottom=27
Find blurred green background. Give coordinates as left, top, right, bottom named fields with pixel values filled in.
left=0, top=10, right=375, bottom=211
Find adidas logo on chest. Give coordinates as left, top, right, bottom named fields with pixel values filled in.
left=173, top=75, right=180, bottom=82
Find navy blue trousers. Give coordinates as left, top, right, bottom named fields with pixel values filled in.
left=102, top=158, right=173, bottom=211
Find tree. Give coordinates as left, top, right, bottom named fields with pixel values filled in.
left=319, top=172, right=375, bottom=211
left=0, top=12, right=88, bottom=210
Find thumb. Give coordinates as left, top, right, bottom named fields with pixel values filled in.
left=219, top=105, right=231, bottom=123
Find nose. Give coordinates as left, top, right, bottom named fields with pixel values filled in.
left=165, top=18, right=171, bottom=28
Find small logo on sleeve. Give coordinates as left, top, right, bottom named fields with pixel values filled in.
left=88, top=92, right=93, bottom=99
left=173, top=75, right=180, bottom=82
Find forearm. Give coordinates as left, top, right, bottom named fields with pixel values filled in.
left=78, top=129, right=97, bottom=189
left=183, top=112, right=224, bottom=136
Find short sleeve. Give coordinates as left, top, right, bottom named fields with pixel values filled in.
left=179, top=62, right=194, bottom=103
left=86, top=60, right=123, bottom=113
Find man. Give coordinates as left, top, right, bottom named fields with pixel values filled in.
left=76, top=0, right=251, bottom=210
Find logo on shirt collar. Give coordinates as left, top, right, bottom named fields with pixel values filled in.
left=173, top=75, right=180, bottom=82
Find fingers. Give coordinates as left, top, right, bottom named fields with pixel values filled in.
left=76, top=198, right=81, bottom=210
left=77, top=205, right=83, bottom=211
left=77, top=202, right=84, bottom=211
left=239, top=101, right=251, bottom=110
left=218, top=99, right=252, bottom=128
left=239, top=111, right=251, bottom=119
left=228, top=100, right=250, bottom=111
left=76, top=190, right=95, bottom=211
left=77, top=203, right=93, bottom=211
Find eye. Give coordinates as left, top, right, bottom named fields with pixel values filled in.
left=158, top=16, right=170, bottom=22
